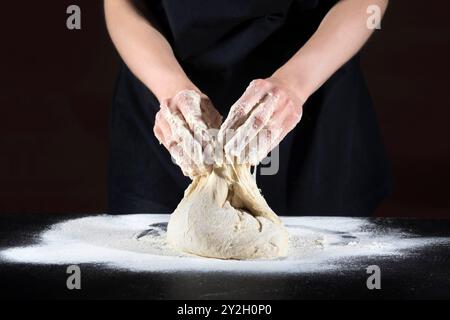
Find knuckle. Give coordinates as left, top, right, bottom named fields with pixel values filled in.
left=252, top=78, right=271, bottom=89
left=231, top=104, right=246, bottom=119
left=250, top=79, right=263, bottom=86
left=253, top=114, right=265, bottom=128
left=271, top=87, right=288, bottom=101
left=161, top=99, right=172, bottom=111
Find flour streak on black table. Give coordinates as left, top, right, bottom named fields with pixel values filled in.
left=0, top=213, right=449, bottom=299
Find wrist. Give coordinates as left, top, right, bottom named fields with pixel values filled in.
left=271, top=67, right=312, bottom=104
left=147, top=71, right=199, bottom=103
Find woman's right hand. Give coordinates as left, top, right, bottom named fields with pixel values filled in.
left=153, top=90, right=222, bottom=178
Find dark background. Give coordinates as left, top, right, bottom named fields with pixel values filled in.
left=1, top=1, right=449, bottom=217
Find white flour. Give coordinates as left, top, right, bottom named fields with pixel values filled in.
left=0, top=215, right=447, bottom=273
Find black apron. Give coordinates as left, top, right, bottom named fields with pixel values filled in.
left=108, top=0, right=393, bottom=216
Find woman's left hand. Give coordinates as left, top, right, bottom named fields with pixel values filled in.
left=217, top=77, right=305, bottom=165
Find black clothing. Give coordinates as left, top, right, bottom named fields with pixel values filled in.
left=108, top=0, right=393, bottom=216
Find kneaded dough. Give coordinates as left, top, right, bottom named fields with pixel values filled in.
left=167, top=164, right=289, bottom=259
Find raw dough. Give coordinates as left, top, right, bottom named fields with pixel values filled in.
left=167, top=164, right=289, bottom=259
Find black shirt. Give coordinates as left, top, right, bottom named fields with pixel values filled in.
left=108, top=0, right=393, bottom=216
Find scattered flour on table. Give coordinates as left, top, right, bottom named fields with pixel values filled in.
left=0, top=215, right=448, bottom=273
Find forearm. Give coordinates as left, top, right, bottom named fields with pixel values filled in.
left=104, top=0, right=197, bottom=102
left=273, top=0, right=389, bottom=101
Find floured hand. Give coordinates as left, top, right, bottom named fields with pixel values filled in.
left=154, top=90, right=222, bottom=178
left=218, top=78, right=304, bottom=166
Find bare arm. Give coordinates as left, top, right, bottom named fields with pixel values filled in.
left=220, top=0, right=389, bottom=164
left=105, top=0, right=222, bottom=177
left=104, top=0, right=197, bottom=102
left=273, top=0, right=389, bottom=101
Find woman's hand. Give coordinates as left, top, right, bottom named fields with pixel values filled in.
left=218, top=77, right=305, bottom=166
left=154, top=90, right=222, bottom=178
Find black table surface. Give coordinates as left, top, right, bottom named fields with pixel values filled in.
left=0, top=213, right=449, bottom=300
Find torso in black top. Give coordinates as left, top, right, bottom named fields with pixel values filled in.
left=108, top=0, right=393, bottom=216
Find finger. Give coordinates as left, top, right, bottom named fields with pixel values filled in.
left=157, top=106, right=211, bottom=177
left=160, top=103, right=204, bottom=167
left=203, top=128, right=220, bottom=166
left=155, top=120, right=193, bottom=176
left=266, top=102, right=303, bottom=152
left=201, top=98, right=222, bottom=129
left=155, top=112, right=194, bottom=176
left=169, top=140, right=211, bottom=178
left=154, top=111, right=174, bottom=147
left=218, top=80, right=270, bottom=144
left=236, top=96, right=301, bottom=165
left=154, top=124, right=171, bottom=150
left=154, top=125, right=165, bottom=148
left=224, top=94, right=277, bottom=160
left=238, top=127, right=275, bottom=166
left=175, top=90, right=211, bottom=147
left=168, top=143, right=195, bottom=178
left=159, top=116, right=174, bottom=144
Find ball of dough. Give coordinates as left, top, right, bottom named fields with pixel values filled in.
left=167, top=164, right=289, bottom=259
